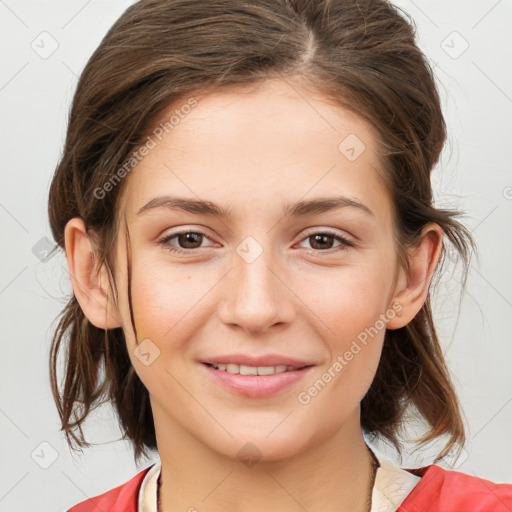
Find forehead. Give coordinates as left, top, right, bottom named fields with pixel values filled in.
left=119, top=78, right=392, bottom=223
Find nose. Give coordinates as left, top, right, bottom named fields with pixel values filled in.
left=219, top=246, right=295, bottom=335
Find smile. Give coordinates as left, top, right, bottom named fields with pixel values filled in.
left=202, top=362, right=314, bottom=398
left=206, top=363, right=306, bottom=375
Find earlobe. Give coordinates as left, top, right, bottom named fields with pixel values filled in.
left=64, top=217, right=122, bottom=329
left=386, top=223, right=443, bottom=330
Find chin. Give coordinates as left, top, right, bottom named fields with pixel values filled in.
left=201, top=421, right=316, bottom=464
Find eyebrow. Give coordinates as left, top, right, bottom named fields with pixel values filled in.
left=136, top=195, right=374, bottom=218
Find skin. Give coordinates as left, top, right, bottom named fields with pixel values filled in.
left=64, top=78, right=442, bottom=512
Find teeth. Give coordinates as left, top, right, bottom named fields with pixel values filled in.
left=209, top=363, right=296, bottom=375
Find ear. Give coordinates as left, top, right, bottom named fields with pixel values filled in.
left=63, top=217, right=122, bottom=329
left=386, top=223, right=443, bottom=329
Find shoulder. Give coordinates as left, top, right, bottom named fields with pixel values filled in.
left=66, top=465, right=153, bottom=512
left=397, top=464, right=512, bottom=512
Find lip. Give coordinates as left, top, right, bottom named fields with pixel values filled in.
left=201, top=354, right=314, bottom=368
left=201, top=362, right=315, bottom=398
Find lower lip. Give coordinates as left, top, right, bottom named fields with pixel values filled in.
left=201, top=363, right=314, bottom=398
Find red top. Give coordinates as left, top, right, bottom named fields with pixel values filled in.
left=67, top=464, right=512, bottom=512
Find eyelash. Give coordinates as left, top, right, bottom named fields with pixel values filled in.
left=158, top=229, right=354, bottom=256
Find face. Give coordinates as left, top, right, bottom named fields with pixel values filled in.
left=111, top=78, right=402, bottom=461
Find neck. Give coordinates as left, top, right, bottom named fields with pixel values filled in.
left=155, top=407, right=377, bottom=512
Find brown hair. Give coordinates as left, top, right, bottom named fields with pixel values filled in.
left=48, top=0, right=475, bottom=466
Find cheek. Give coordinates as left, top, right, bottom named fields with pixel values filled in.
left=121, top=261, right=214, bottom=395
left=299, top=257, right=394, bottom=339
left=295, top=254, right=394, bottom=392
left=128, top=260, right=215, bottom=348
left=295, top=269, right=390, bottom=424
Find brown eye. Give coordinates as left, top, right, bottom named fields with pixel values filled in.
left=308, top=233, right=336, bottom=250
left=175, top=232, right=204, bottom=249
left=159, top=230, right=211, bottom=254
left=298, top=231, right=354, bottom=253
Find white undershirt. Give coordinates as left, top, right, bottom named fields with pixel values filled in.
left=138, top=452, right=421, bottom=512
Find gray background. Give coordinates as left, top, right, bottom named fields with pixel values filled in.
left=0, top=0, right=511, bottom=510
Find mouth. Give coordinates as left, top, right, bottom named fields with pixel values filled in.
left=204, top=362, right=311, bottom=375
left=201, top=361, right=315, bottom=398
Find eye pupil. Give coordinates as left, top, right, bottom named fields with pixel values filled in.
left=310, top=233, right=334, bottom=250
left=179, top=232, right=202, bottom=248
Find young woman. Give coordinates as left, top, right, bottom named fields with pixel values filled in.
left=48, top=0, right=512, bottom=511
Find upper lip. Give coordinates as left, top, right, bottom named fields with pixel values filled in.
left=202, top=354, right=314, bottom=369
